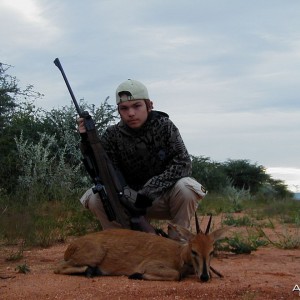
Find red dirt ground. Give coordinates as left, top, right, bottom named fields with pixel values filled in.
left=1, top=216, right=299, bottom=300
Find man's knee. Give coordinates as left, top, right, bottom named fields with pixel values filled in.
left=79, top=188, right=127, bottom=230
left=80, top=188, right=101, bottom=211
left=174, top=177, right=207, bottom=201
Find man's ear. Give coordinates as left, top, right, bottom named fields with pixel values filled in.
left=145, top=99, right=153, bottom=111
left=149, top=100, right=153, bottom=109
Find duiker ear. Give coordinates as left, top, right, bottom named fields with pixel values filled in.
left=209, top=226, right=232, bottom=242
left=167, top=223, right=195, bottom=243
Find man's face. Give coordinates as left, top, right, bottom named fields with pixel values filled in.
left=118, top=100, right=149, bottom=129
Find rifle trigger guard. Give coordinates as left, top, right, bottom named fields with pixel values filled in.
left=92, top=183, right=105, bottom=194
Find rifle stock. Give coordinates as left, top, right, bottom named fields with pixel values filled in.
left=53, top=58, right=156, bottom=234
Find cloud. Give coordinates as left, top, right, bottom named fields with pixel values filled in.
left=1, top=0, right=300, bottom=190
left=0, top=0, right=61, bottom=51
left=267, top=168, right=300, bottom=192
left=172, top=110, right=300, bottom=169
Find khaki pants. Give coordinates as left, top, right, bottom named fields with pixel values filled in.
left=80, top=177, right=206, bottom=230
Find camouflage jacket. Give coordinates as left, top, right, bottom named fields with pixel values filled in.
left=100, top=111, right=192, bottom=201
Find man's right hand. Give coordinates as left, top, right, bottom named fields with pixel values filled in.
left=77, top=117, right=86, bottom=133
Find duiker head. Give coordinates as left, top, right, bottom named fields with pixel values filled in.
left=168, top=214, right=229, bottom=282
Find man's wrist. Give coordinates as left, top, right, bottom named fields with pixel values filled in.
left=135, top=193, right=153, bottom=208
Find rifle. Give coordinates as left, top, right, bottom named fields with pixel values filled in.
left=53, top=58, right=156, bottom=234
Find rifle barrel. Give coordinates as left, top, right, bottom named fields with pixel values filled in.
left=53, top=58, right=82, bottom=116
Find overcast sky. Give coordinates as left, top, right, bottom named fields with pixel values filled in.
left=1, top=0, right=300, bottom=192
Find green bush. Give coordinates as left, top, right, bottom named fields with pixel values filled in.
left=216, top=230, right=268, bottom=254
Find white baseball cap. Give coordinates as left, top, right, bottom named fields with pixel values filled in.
left=116, top=79, right=149, bottom=104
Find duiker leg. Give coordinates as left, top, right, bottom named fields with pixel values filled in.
left=129, top=260, right=181, bottom=281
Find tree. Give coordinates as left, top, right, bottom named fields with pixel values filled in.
left=0, top=63, right=44, bottom=192
left=0, top=63, right=18, bottom=132
left=13, top=99, right=117, bottom=202
left=40, top=98, right=117, bottom=165
left=223, top=159, right=269, bottom=194
left=264, top=178, right=293, bottom=199
left=0, top=62, right=118, bottom=197
left=191, top=155, right=230, bottom=192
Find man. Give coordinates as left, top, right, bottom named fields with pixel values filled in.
left=78, top=79, right=206, bottom=230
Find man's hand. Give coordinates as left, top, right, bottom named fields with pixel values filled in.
left=77, top=117, right=86, bottom=133
left=121, top=186, right=152, bottom=216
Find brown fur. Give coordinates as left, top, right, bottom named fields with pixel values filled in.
left=54, top=225, right=229, bottom=281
